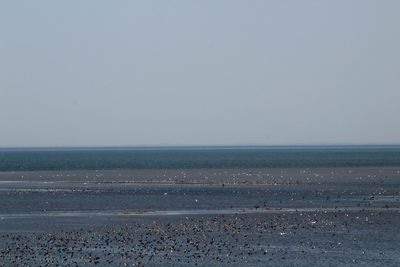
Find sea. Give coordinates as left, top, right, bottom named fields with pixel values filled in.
left=1, top=145, right=400, bottom=266
left=1, top=145, right=400, bottom=171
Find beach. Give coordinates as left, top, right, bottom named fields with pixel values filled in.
left=0, top=167, right=399, bottom=266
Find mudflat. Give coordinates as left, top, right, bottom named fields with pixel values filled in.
left=0, top=167, right=399, bottom=266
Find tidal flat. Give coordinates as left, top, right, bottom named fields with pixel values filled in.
left=0, top=167, right=399, bottom=266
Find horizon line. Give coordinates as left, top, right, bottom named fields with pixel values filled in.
left=1, top=143, right=400, bottom=151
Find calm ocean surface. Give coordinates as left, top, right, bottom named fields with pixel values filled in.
left=1, top=146, right=400, bottom=171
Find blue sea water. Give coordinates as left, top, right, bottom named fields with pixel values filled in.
left=0, top=146, right=400, bottom=171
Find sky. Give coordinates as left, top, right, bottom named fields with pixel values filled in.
left=0, top=1, right=399, bottom=147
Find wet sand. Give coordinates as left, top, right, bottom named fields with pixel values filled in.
left=0, top=167, right=399, bottom=266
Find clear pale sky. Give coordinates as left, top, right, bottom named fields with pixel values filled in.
left=0, top=1, right=399, bottom=147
